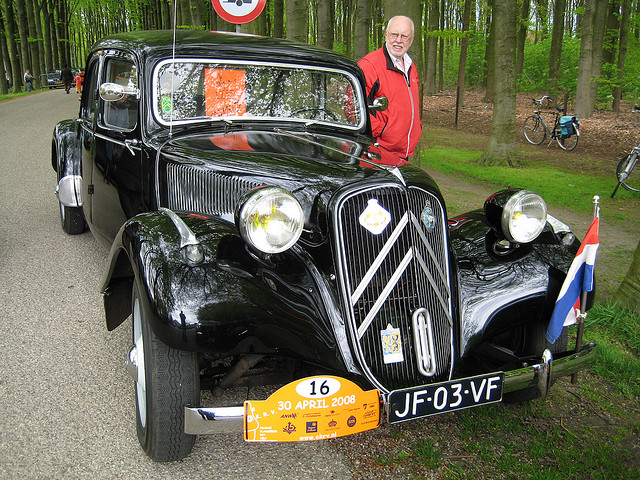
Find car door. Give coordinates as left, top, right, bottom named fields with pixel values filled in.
left=89, top=54, right=143, bottom=244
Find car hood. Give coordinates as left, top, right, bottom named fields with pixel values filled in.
left=159, top=130, right=425, bottom=198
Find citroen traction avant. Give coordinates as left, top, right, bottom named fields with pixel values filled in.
left=52, top=30, right=596, bottom=461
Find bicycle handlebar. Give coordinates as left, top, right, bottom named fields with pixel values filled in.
left=532, top=95, right=554, bottom=106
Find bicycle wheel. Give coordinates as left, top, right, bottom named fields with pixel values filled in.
left=557, top=133, right=579, bottom=151
left=523, top=115, right=546, bottom=145
left=617, top=153, right=640, bottom=192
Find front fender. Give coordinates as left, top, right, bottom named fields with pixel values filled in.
left=101, top=211, right=351, bottom=372
left=450, top=210, right=581, bottom=355
left=52, top=119, right=83, bottom=207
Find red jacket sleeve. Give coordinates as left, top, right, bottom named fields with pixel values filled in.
left=358, top=56, right=387, bottom=139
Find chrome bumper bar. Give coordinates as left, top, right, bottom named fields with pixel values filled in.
left=184, top=343, right=597, bottom=435
left=503, top=343, right=596, bottom=396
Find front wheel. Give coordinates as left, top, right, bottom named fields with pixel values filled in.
left=617, top=153, right=640, bottom=192
left=523, top=115, right=546, bottom=145
left=503, top=321, right=568, bottom=403
left=131, top=282, right=200, bottom=462
left=557, top=133, right=579, bottom=151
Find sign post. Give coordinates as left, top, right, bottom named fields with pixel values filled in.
left=211, top=0, right=267, bottom=30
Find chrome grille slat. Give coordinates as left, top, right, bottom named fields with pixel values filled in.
left=357, top=248, right=413, bottom=339
left=335, top=184, right=453, bottom=392
left=166, top=163, right=261, bottom=216
left=351, top=213, right=409, bottom=305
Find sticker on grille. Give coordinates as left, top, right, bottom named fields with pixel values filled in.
left=335, top=184, right=454, bottom=392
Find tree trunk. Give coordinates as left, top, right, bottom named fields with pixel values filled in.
left=25, top=0, right=42, bottom=88
left=438, top=0, right=444, bottom=92
left=479, top=0, right=519, bottom=167
left=317, top=0, right=334, bottom=50
left=41, top=0, right=53, bottom=70
left=602, top=0, right=619, bottom=68
left=372, top=0, right=383, bottom=47
left=353, top=0, right=369, bottom=59
left=0, top=15, right=8, bottom=94
left=483, top=0, right=495, bottom=103
left=612, top=0, right=631, bottom=112
left=575, top=0, right=596, bottom=118
left=534, top=0, right=549, bottom=39
left=613, top=238, right=640, bottom=313
left=31, top=0, right=46, bottom=76
left=454, top=0, right=472, bottom=127
left=343, top=0, right=353, bottom=57
left=575, top=0, right=608, bottom=118
left=516, top=0, right=530, bottom=77
left=4, top=0, right=22, bottom=91
left=286, top=0, right=308, bottom=43
left=15, top=0, right=32, bottom=82
left=273, top=0, right=284, bottom=38
left=55, top=0, right=68, bottom=68
left=178, top=0, right=190, bottom=26
left=589, top=0, right=608, bottom=109
left=548, top=0, right=566, bottom=90
left=190, top=0, right=203, bottom=27
left=425, top=0, right=439, bottom=95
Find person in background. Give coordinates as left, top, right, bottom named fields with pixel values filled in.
left=61, top=66, right=74, bottom=94
left=74, top=72, right=83, bottom=93
left=23, top=69, right=34, bottom=92
left=358, top=15, right=422, bottom=160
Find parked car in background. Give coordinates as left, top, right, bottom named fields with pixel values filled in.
left=51, top=29, right=597, bottom=462
left=46, top=69, right=63, bottom=89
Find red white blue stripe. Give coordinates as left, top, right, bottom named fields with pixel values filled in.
left=546, top=216, right=599, bottom=344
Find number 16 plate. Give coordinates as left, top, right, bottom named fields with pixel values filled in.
left=387, top=372, right=504, bottom=423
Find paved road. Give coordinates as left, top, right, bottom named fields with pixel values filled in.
left=0, top=91, right=352, bottom=479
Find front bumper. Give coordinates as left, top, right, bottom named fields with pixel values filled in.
left=184, top=343, right=597, bottom=435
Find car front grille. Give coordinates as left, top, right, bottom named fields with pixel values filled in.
left=334, top=184, right=454, bottom=392
left=166, top=163, right=262, bottom=216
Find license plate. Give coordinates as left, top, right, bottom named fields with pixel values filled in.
left=387, top=372, right=504, bottom=423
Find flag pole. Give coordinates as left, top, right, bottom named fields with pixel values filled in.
left=571, top=195, right=600, bottom=384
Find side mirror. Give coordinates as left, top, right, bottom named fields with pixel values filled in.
left=99, top=82, right=138, bottom=101
left=368, top=96, right=388, bottom=112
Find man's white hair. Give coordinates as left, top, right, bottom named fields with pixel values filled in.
left=386, top=15, right=415, bottom=35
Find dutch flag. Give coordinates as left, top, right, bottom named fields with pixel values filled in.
left=546, top=215, right=600, bottom=344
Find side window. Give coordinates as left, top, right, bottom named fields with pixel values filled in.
left=102, top=58, right=138, bottom=131
left=82, top=60, right=98, bottom=122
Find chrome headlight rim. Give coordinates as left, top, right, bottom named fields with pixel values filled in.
left=237, top=186, right=304, bottom=254
left=501, top=189, right=547, bottom=244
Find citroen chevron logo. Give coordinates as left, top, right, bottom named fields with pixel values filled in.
left=353, top=211, right=451, bottom=340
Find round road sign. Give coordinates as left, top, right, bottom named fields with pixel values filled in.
left=211, top=0, right=267, bottom=24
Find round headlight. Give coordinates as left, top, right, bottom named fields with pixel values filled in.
left=238, top=187, right=304, bottom=254
left=501, top=190, right=547, bottom=244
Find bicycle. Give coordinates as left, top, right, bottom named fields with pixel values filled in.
left=611, top=144, right=640, bottom=197
left=523, top=95, right=580, bottom=151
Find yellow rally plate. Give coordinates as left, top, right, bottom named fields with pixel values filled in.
left=244, top=376, right=380, bottom=442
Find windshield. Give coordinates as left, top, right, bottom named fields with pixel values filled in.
left=153, top=59, right=365, bottom=130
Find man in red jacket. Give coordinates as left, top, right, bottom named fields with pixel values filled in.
left=358, top=15, right=422, bottom=160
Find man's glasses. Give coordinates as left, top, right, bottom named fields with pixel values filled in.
left=387, top=32, right=412, bottom=42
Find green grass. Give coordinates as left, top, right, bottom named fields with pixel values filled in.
left=0, top=90, right=38, bottom=102
left=443, top=401, right=639, bottom=480
left=585, top=302, right=640, bottom=398
left=420, top=144, right=631, bottom=219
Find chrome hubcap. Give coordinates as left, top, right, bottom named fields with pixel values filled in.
left=132, top=296, right=147, bottom=428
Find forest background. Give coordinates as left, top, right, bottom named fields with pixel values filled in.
left=1, top=0, right=639, bottom=117
left=4, top=0, right=639, bottom=299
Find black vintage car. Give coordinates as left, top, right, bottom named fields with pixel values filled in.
left=52, top=30, right=596, bottom=461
